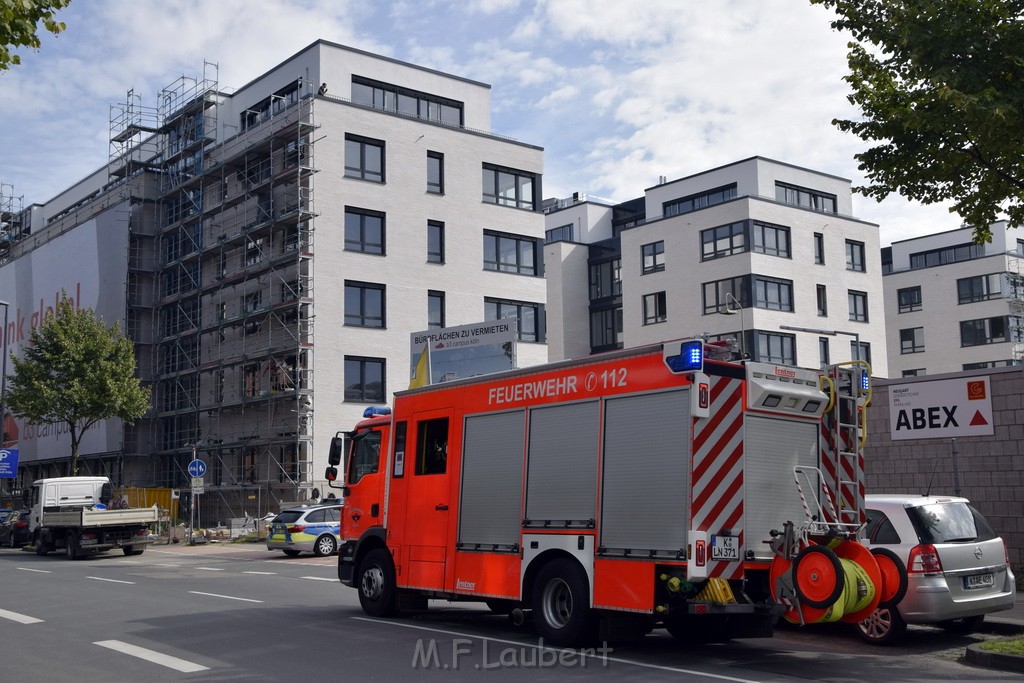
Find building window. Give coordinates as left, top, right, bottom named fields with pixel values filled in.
left=909, top=242, right=984, bottom=269
left=701, top=221, right=746, bottom=260
left=428, top=290, right=445, bottom=329
left=755, top=276, right=794, bottom=311
left=351, top=75, right=464, bottom=127
left=903, top=369, right=925, bottom=377
left=427, top=221, right=445, bottom=263
left=816, top=284, right=828, bottom=316
left=589, top=259, right=621, bottom=300
left=642, top=291, right=667, bottom=325
left=485, top=297, right=544, bottom=342
left=957, top=273, right=1002, bottom=304
left=245, top=237, right=264, bottom=266
left=482, top=164, right=537, bottom=210
left=775, top=181, right=837, bottom=213
left=960, top=316, right=1022, bottom=346
left=851, top=341, right=871, bottom=363
left=751, top=221, right=791, bottom=258
left=1018, top=239, right=1024, bottom=256
left=900, top=327, right=925, bottom=354
left=819, top=337, right=830, bottom=367
left=590, top=307, right=623, bottom=350
left=344, top=207, right=385, bottom=255
left=702, top=276, right=748, bottom=315
left=483, top=230, right=538, bottom=275
left=897, top=286, right=922, bottom=313
left=757, top=331, right=796, bottom=365
left=545, top=224, right=573, bottom=243
left=663, top=184, right=737, bottom=218
left=344, top=356, right=385, bottom=403
left=344, top=134, right=384, bottom=182
left=848, top=290, right=868, bottom=322
left=426, top=151, right=444, bottom=194
left=964, top=359, right=1022, bottom=370
left=846, top=239, right=866, bottom=272
left=642, top=241, right=665, bottom=274
left=243, top=291, right=262, bottom=314
left=814, top=232, right=825, bottom=265
left=344, top=281, right=385, bottom=328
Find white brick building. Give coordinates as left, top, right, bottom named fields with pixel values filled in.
left=0, top=40, right=547, bottom=518
left=544, top=157, right=887, bottom=376
left=882, top=221, right=1024, bottom=376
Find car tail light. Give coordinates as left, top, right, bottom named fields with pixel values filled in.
left=82, top=533, right=98, bottom=541
left=1005, top=545, right=1011, bottom=566
left=135, top=528, right=148, bottom=536
left=288, top=525, right=306, bottom=533
left=907, top=544, right=943, bottom=574
left=14, top=521, right=27, bottom=529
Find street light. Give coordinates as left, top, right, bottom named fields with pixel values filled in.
left=718, top=292, right=747, bottom=358
left=779, top=324, right=861, bottom=362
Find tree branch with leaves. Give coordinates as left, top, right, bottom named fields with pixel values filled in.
left=1, top=0, right=71, bottom=70
left=5, top=292, right=149, bottom=476
left=813, top=0, right=1024, bottom=243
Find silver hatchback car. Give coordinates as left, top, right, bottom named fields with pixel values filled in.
left=858, top=494, right=1016, bottom=644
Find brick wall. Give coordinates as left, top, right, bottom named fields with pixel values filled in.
left=864, top=366, right=1024, bottom=569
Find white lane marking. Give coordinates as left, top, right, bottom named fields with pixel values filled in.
left=88, top=576, right=136, bottom=584
left=94, top=640, right=209, bottom=673
left=300, top=576, right=335, bottom=582
left=189, top=591, right=263, bottom=603
left=195, top=567, right=225, bottom=571
left=16, top=567, right=51, bottom=573
left=351, top=617, right=760, bottom=681
left=0, top=608, right=44, bottom=624
left=243, top=571, right=276, bottom=575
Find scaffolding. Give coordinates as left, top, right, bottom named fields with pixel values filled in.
left=1005, top=249, right=1024, bottom=363
left=0, top=183, right=24, bottom=261
left=142, top=66, right=318, bottom=524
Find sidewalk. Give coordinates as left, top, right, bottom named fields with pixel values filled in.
left=981, top=591, right=1024, bottom=635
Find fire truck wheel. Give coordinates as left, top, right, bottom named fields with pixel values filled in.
left=358, top=548, right=400, bottom=617
left=792, top=545, right=844, bottom=608
left=856, top=606, right=907, bottom=645
left=531, top=558, right=596, bottom=647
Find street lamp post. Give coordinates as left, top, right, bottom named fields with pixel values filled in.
left=718, top=291, right=746, bottom=358
left=779, top=324, right=861, bottom=362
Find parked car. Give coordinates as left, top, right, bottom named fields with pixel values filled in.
left=266, top=501, right=342, bottom=557
left=0, top=509, right=32, bottom=548
left=858, top=494, right=1016, bottom=644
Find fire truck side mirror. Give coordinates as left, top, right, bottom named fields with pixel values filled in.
left=328, top=435, right=344, bottom=466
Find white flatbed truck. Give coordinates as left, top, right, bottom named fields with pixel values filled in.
left=27, top=476, right=158, bottom=559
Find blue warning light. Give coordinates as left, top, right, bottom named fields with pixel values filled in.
left=665, top=340, right=704, bottom=373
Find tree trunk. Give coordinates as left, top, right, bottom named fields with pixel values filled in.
left=68, top=422, right=80, bottom=476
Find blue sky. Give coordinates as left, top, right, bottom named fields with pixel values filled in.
left=0, top=0, right=960, bottom=246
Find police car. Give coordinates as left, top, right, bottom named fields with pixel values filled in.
left=266, top=501, right=342, bottom=557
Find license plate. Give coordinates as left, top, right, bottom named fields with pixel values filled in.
left=964, top=573, right=994, bottom=589
left=711, top=535, right=739, bottom=561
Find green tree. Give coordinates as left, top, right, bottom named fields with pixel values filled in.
left=1, top=0, right=70, bottom=70
left=5, top=292, right=149, bottom=475
left=813, top=0, right=1024, bottom=243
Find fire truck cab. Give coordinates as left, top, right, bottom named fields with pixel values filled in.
left=326, top=339, right=898, bottom=646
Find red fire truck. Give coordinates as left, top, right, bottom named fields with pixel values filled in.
left=325, top=339, right=906, bottom=645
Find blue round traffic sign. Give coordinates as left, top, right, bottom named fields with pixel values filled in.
left=188, top=459, right=207, bottom=477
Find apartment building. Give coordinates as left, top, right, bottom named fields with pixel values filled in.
left=0, top=41, right=547, bottom=519
left=882, top=221, right=1024, bottom=377
left=544, top=157, right=887, bottom=376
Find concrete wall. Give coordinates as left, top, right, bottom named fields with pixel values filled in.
left=864, top=366, right=1024, bottom=569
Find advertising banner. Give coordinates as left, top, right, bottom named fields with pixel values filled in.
left=888, top=376, right=994, bottom=441
left=409, top=320, right=517, bottom=387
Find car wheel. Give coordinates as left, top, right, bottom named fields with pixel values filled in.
left=34, top=532, right=49, bottom=556
left=282, top=549, right=301, bottom=557
left=938, top=615, right=985, bottom=634
left=857, top=606, right=907, bottom=645
left=314, top=534, right=337, bottom=557
left=357, top=548, right=400, bottom=617
left=531, top=558, right=596, bottom=647
left=65, top=532, right=80, bottom=560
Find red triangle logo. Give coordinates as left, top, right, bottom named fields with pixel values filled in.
left=970, top=411, right=989, bottom=426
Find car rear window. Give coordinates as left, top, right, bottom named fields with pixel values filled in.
left=272, top=511, right=303, bottom=524
left=907, top=502, right=997, bottom=544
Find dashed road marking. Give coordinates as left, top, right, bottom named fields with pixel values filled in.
left=0, top=608, right=44, bottom=624
left=94, top=640, right=209, bottom=673
left=88, top=576, right=136, bottom=584
left=188, top=590, right=262, bottom=603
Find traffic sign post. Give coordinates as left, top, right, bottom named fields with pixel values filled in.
left=188, top=459, right=207, bottom=478
left=187, top=455, right=206, bottom=546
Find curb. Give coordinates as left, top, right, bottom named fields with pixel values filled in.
left=966, top=643, right=1024, bottom=674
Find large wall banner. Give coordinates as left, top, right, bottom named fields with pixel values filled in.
left=888, top=376, right=994, bottom=441
left=409, top=320, right=517, bottom=388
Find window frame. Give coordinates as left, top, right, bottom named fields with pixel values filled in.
left=751, top=220, right=791, bottom=258
left=814, top=232, right=825, bottom=265
left=344, top=207, right=385, bottom=255
left=483, top=230, right=539, bottom=276
left=428, top=290, right=445, bottom=329
left=484, top=296, right=545, bottom=342
left=664, top=184, right=737, bottom=217
left=427, top=151, right=444, bottom=194
left=545, top=224, right=574, bottom=244
left=900, top=327, right=925, bottom=354
left=775, top=181, right=837, bottom=214
left=344, top=134, right=385, bottom=183
left=482, top=163, right=537, bottom=210
left=845, top=239, right=866, bottom=272
left=642, top=241, right=665, bottom=274
left=344, top=280, right=386, bottom=329
left=897, top=286, right=922, bottom=313
left=848, top=289, right=869, bottom=323
left=957, top=273, right=1002, bottom=304
left=642, top=291, right=667, bottom=325
left=427, top=220, right=445, bottom=264
left=344, top=355, right=386, bottom=403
